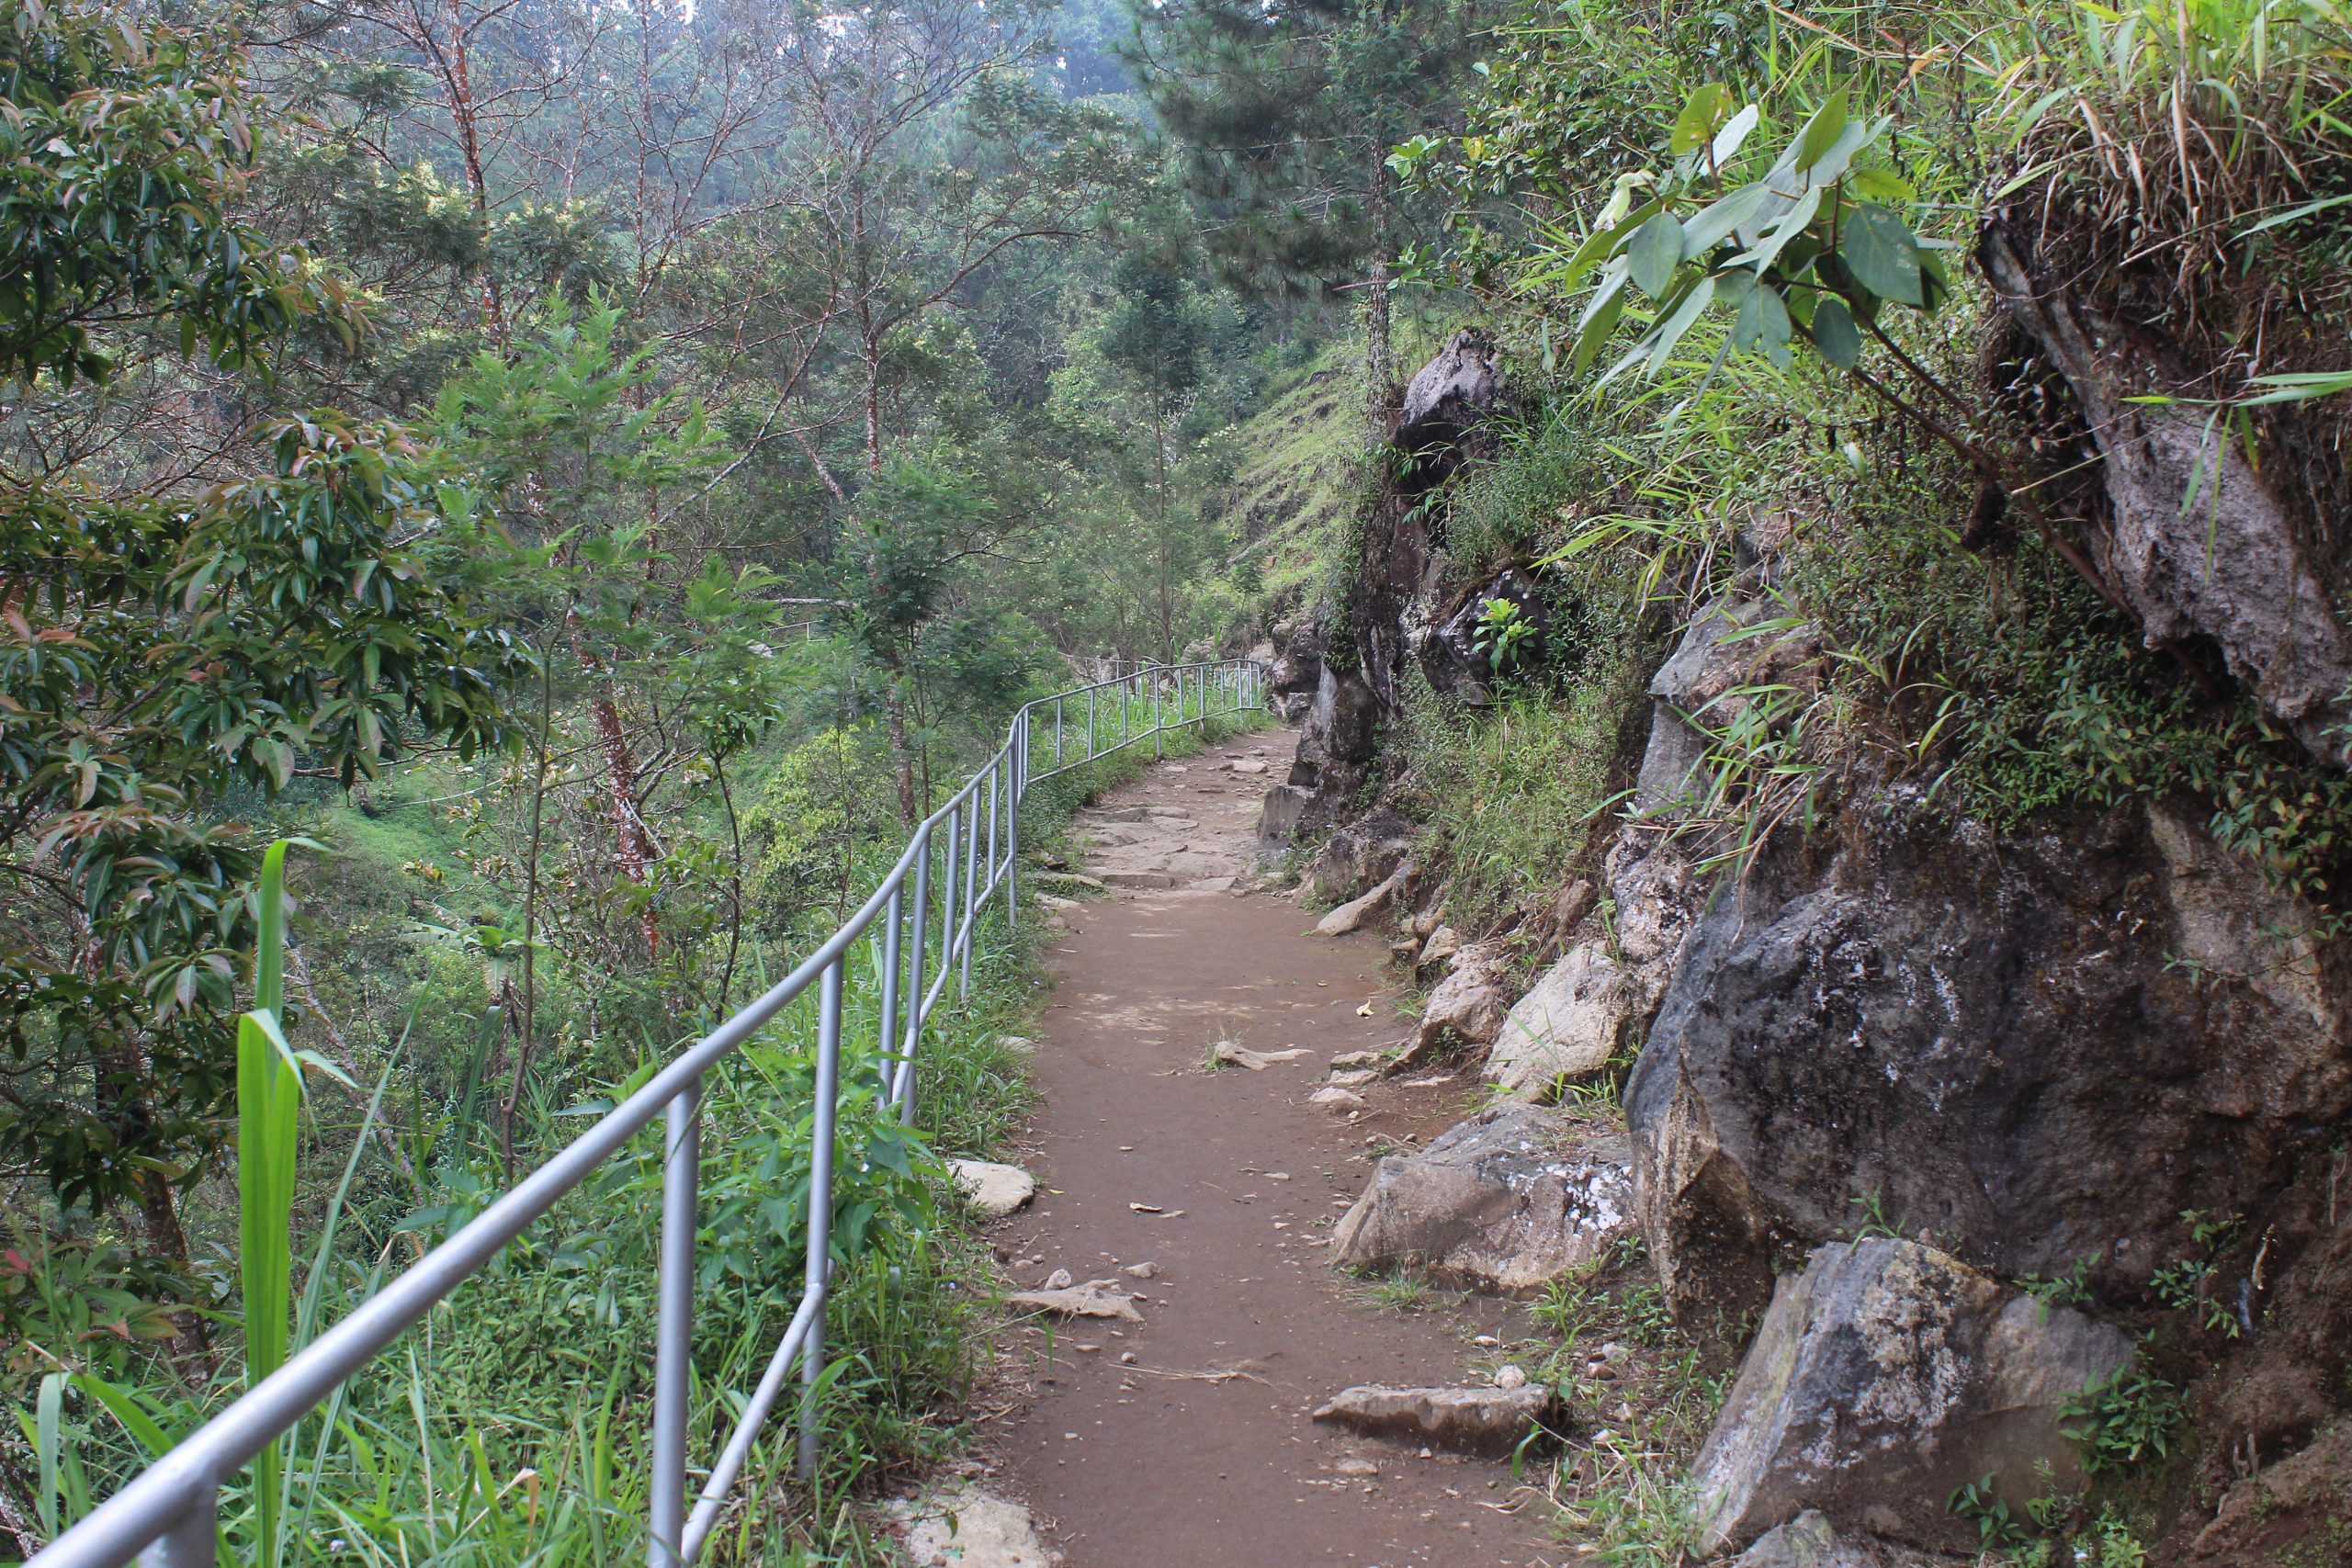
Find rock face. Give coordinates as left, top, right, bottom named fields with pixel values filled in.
left=1315, top=865, right=1407, bottom=936
left=1625, top=790, right=2352, bottom=1321
left=1689, top=1237, right=2134, bottom=1556
left=1982, top=223, right=2352, bottom=768
left=948, top=1159, right=1037, bottom=1220
left=1330, top=1105, right=1634, bottom=1291
left=1310, top=1382, right=1552, bottom=1454
left=1393, top=329, right=1510, bottom=491
left=1305, top=807, right=1415, bottom=904
left=1487, top=944, right=1634, bottom=1099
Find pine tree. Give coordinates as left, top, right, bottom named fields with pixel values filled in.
left=1126, top=0, right=1478, bottom=424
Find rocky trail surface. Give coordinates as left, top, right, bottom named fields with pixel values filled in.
left=922, top=728, right=1561, bottom=1567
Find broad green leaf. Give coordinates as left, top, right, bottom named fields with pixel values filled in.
left=1628, top=212, right=1686, bottom=298
left=1670, top=84, right=1733, bottom=154
left=1812, top=295, right=1861, bottom=367
left=1804, top=117, right=1881, bottom=187
left=1795, top=88, right=1850, bottom=170
left=1733, top=280, right=1792, bottom=356
left=1839, top=204, right=1923, bottom=306
left=1681, top=181, right=1772, bottom=259
left=1740, top=183, right=1825, bottom=276
left=1559, top=197, right=1658, bottom=290
left=1710, top=104, right=1761, bottom=167
left=1849, top=167, right=1917, bottom=203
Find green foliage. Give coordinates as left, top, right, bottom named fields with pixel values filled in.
left=1951, top=1474, right=2031, bottom=1551
left=1399, top=661, right=1643, bottom=933
left=2018, top=1255, right=2100, bottom=1318
left=2061, top=1369, right=2186, bottom=1477
left=1471, top=596, right=1538, bottom=674
left=0, top=0, right=361, bottom=386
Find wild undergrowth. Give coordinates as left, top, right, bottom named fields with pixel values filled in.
left=7, top=685, right=1268, bottom=1564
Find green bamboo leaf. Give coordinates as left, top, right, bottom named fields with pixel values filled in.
left=1840, top=204, right=1923, bottom=306
left=1572, top=283, right=1628, bottom=375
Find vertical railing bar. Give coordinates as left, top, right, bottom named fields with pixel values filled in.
left=896, top=825, right=931, bottom=1122
left=1005, top=728, right=1021, bottom=927
left=648, top=1070, right=702, bottom=1568
left=876, top=883, right=902, bottom=1099
left=797, top=959, right=843, bottom=1480
left=958, top=791, right=978, bottom=1001
left=937, top=806, right=960, bottom=1005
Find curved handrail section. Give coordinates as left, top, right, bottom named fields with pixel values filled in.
left=31, top=657, right=1266, bottom=1568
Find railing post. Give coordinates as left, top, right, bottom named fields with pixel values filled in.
left=876, top=882, right=902, bottom=1099
left=134, top=1483, right=216, bottom=1567
left=1054, top=694, right=1064, bottom=772
left=648, top=1072, right=702, bottom=1568
left=897, top=825, right=931, bottom=1123
left=797, top=959, right=843, bottom=1481
left=938, top=806, right=960, bottom=1006
left=1153, top=666, right=1163, bottom=760
left=1085, top=685, right=1095, bottom=760
left=1005, top=728, right=1021, bottom=927
left=958, top=793, right=978, bottom=1001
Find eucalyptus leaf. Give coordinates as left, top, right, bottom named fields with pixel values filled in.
left=1812, top=295, right=1861, bottom=368
left=1628, top=211, right=1686, bottom=298
left=1839, top=204, right=1923, bottom=306
left=1670, top=83, right=1733, bottom=154
left=1647, top=275, right=1716, bottom=375
left=1710, top=103, right=1761, bottom=167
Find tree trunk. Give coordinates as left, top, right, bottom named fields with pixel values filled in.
left=884, top=680, right=918, bottom=824
left=588, top=691, right=661, bottom=957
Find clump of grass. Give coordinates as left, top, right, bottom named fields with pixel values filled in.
left=1399, top=668, right=1643, bottom=935
left=1354, top=1271, right=1433, bottom=1314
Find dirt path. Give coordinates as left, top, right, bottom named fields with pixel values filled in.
left=981, top=728, right=1558, bottom=1568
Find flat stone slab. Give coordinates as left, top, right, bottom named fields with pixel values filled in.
left=1006, top=1283, right=1144, bottom=1321
left=1311, top=1383, right=1553, bottom=1455
left=1214, top=1042, right=1311, bottom=1070
left=949, top=1158, right=1036, bottom=1219
left=887, top=1485, right=1062, bottom=1567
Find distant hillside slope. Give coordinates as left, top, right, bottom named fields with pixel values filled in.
left=1224, top=346, right=1365, bottom=615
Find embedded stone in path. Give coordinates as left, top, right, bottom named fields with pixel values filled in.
left=1330, top=1105, right=1633, bottom=1291
left=1006, top=1282, right=1145, bottom=1321
left=886, top=1485, right=1062, bottom=1568
left=949, top=1158, right=1036, bottom=1219
left=1310, top=1383, right=1553, bottom=1455
left=1213, top=1041, right=1312, bottom=1070
left=1309, top=1086, right=1370, bottom=1110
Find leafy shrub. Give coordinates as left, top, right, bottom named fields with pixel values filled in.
left=2060, top=1369, right=2185, bottom=1476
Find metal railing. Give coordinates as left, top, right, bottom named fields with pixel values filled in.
left=31, top=657, right=1266, bottom=1568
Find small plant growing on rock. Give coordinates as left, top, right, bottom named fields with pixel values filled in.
left=2018, top=1253, right=2100, bottom=1319
left=1471, top=595, right=1539, bottom=675
left=1950, top=1473, right=2030, bottom=1551
left=2059, top=1367, right=2184, bottom=1476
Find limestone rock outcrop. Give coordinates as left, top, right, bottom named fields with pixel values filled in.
left=1626, top=787, right=2352, bottom=1322
left=1330, top=1105, right=1633, bottom=1291
left=1689, top=1237, right=2133, bottom=1556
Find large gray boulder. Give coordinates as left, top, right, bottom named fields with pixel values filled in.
left=1487, top=944, right=1633, bottom=1099
left=1331, top=1106, right=1633, bottom=1291
left=1690, top=1237, right=2133, bottom=1556
left=1393, top=328, right=1508, bottom=490
left=1626, top=791, right=2352, bottom=1323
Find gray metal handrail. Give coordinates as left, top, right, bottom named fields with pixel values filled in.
left=29, top=657, right=1266, bottom=1568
